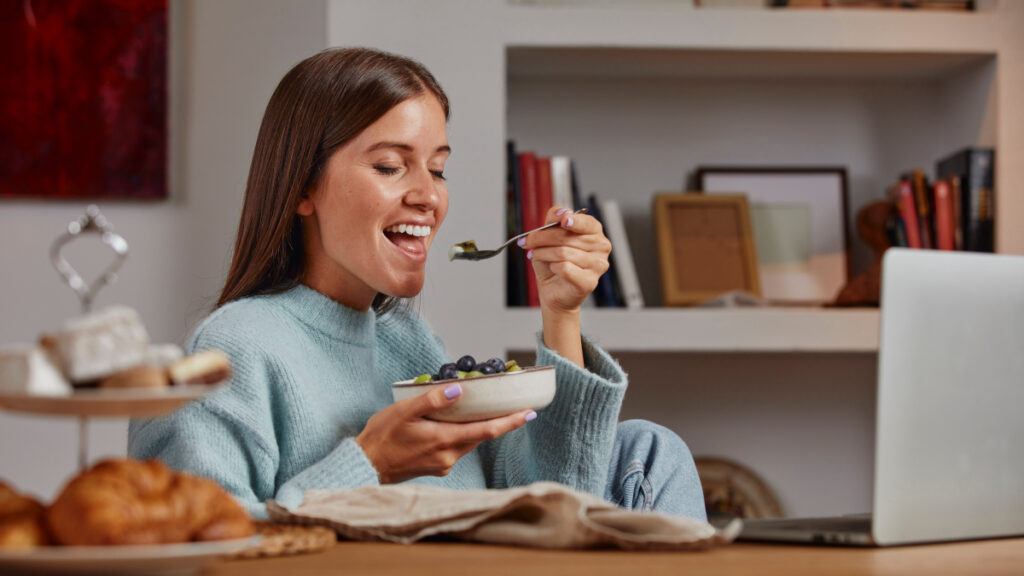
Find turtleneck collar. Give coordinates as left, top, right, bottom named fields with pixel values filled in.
left=274, top=284, right=376, bottom=346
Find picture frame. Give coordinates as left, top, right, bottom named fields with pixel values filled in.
left=653, top=193, right=760, bottom=306
left=696, top=166, right=850, bottom=306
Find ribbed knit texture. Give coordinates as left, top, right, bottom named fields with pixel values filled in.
left=128, top=285, right=627, bottom=519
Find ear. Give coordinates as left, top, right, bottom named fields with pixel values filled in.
left=296, top=194, right=315, bottom=217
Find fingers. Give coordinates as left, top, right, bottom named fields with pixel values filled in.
left=522, top=206, right=609, bottom=254
left=400, top=382, right=464, bottom=418
left=452, top=409, right=535, bottom=443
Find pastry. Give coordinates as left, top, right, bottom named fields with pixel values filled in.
left=0, top=480, right=51, bottom=548
left=43, top=306, right=150, bottom=384
left=98, top=365, right=169, bottom=389
left=168, top=350, right=231, bottom=386
left=231, top=521, right=336, bottom=559
left=145, top=344, right=184, bottom=369
left=0, top=346, right=71, bottom=396
left=47, top=458, right=253, bottom=546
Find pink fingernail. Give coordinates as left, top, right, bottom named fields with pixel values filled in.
left=444, top=384, right=462, bottom=399
left=555, top=208, right=568, bottom=216
left=526, top=250, right=533, bottom=260
left=517, top=237, right=526, bottom=248
left=566, top=217, right=574, bottom=227
left=525, top=411, right=537, bottom=423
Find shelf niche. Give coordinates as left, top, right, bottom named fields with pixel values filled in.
left=506, top=46, right=996, bottom=309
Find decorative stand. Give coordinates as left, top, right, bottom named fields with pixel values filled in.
left=50, top=205, right=130, bottom=471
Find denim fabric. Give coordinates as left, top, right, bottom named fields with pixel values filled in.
left=604, top=420, right=707, bottom=521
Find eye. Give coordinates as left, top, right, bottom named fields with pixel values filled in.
left=430, top=170, right=447, bottom=181
left=374, top=164, right=400, bottom=176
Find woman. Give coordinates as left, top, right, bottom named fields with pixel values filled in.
left=129, top=47, right=706, bottom=521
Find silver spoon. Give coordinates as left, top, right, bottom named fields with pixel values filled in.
left=449, top=208, right=588, bottom=261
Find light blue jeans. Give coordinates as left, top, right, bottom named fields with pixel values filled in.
left=603, top=419, right=707, bottom=521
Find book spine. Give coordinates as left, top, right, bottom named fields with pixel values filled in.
left=505, top=140, right=527, bottom=307
left=517, top=151, right=541, bottom=307
left=585, top=194, right=622, bottom=307
left=897, top=180, right=922, bottom=249
left=550, top=156, right=574, bottom=211
left=599, top=199, right=644, bottom=309
left=937, top=147, right=995, bottom=253
left=911, top=169, right=933, bottom=249
left=933, top=179, right=955, bottom=251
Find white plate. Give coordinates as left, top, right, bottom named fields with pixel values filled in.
left=0, top=536, right=259, bottom=575
left=392, top=366, right=555, bottom=422
left=0, top=383, right=226, bottom=418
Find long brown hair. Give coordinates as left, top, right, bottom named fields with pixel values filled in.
left=217, top=47, right=450, bottom=311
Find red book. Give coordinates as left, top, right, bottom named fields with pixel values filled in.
left=517, top=151, right=540, bottom=307
left=933, top=179, right=955, bottom=251
left=897, top=180, right=922, bottom=249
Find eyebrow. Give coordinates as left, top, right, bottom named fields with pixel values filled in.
left=365, top=141, right=451, bottom=154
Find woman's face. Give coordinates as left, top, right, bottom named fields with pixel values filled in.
left=298, top=94, right=450, bottom=310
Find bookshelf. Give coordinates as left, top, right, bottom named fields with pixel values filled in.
left=327, top=0, right=1022, bottom=516
left=326, top=0, right=1022, bottom=358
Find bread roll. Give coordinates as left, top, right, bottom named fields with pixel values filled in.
left=168, top=350, right=231, bottom=386
left=47, top=458, right=253, bottom=546
left=0, top=481, right=50, bottom=548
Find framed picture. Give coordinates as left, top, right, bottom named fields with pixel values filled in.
left=696, top=167, right=850, bottom=306
left=653, top=193, right=760, bottom=306
left=0, top=0, right=168, bottom=200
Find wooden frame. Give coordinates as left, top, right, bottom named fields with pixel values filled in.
left=696, top=166, right=850, bottom=305
left=653, top=193, right=760, bottom=306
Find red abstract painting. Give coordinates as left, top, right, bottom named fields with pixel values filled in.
left=0, top=0, right=167, bottom=200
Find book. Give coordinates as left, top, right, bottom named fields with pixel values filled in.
left=910, top=169, right=934, bottom=249
left=599, top=198, right=645, bottom=309
left=550, top=156, right=574, bottom=211
left=936, top=147, right=995, bottom=252
left=896, top=179, right=922, bottom=249
left=585, top=194, right=622, bottom=308
left=517, top=151, right=541, bottom=307
left=505, top=140, right=527, bottom=307
left=949, top=174, right=963, bottom=250
left=933, top=178, right=955, bottom=251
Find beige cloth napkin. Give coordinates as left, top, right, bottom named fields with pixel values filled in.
left=266, top=481, right=741, bottom=550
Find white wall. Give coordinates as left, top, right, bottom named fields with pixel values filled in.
left=0, top=0, right=326, bottom=500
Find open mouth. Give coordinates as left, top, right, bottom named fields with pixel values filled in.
left=384, top=224, right=431, bottom=256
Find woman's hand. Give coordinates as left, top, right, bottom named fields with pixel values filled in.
left=355, top=383, right=534, bottom=484
left=523, top=206, right=611, bottom=314
left=521, top=206, right=612, bottom=367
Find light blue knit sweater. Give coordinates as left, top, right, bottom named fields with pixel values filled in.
left=128, top=285, right=627, bottom=518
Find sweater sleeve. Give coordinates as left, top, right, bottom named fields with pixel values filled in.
left=128, top=309, right=381, bottom=518
left=481, top=332, right=627, bottom=497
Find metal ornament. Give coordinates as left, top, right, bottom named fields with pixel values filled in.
left=49, top=205, right=129, bottom=314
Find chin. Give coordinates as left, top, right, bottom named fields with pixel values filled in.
left=389, top=278, right=425, bottom=299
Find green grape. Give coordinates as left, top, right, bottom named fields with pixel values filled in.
left=467, top=370, right=484, bottom=378
left=413, top=373, right=433, bottom=383
left=505, top=360, right=522, bottom=372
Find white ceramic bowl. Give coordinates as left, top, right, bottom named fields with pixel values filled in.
left=391, top=366, right=555, bottom=423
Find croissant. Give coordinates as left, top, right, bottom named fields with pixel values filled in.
left=0, top=481, right=50, bottom=548
left=47, top=458, right=253, bottom=546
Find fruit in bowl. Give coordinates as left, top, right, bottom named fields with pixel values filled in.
left=392, top=355, right=555, bottom=423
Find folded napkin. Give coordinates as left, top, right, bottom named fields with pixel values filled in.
left=267, top=481, right=741, bottom=550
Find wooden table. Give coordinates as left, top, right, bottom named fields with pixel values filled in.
left=210, top=538, right=1024, bottom=576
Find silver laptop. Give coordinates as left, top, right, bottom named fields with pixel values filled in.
left=739, top=248, right=1024, bottom=546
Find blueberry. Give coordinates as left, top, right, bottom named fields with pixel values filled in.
left=477, top=363, right=497, bottom=375
left=438, top=363, right=459, bottom=380
left=456, top=355, right=476, bottom=372
left=487, top=357, right=506, bottom=372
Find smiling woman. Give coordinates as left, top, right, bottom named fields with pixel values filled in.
left=126, top=47, right=708, bottom=525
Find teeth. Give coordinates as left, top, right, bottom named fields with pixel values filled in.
left=386, top=224, right=431, bottom=237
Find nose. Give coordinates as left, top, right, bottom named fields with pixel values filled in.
left=404, top=165, right=442, bottom=211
